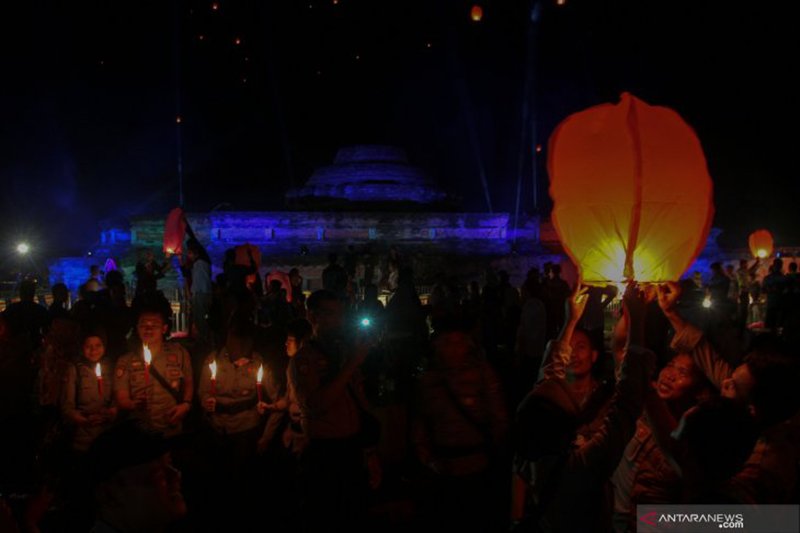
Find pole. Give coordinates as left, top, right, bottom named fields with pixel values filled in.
left=174, top=0, right=184, bottom=207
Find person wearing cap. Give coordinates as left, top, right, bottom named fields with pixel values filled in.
left=61, top=329, right=117, bottom=452
left=89, top=421, right=187, bottom=532
left=512, top=283, right=656, bottom=533
left=114, top=307, right=193, bottom=438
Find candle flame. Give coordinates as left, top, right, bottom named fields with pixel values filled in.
left=143, top=344, right=152, bottom=365
left=702, top=295, right=712, bottom=308
left=95, top=362, right=102, bottom=378
left=257, top=364, right=264, bottom=383
left=757, top=249, right=768, bottom=259
left=209, top=360, right=217, bottom=379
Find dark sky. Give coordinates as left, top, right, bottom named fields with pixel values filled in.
left=1, top=0, right=797, bottom=259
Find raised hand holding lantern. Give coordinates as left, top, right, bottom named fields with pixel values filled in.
left=548, top=93, right=714, bottom=284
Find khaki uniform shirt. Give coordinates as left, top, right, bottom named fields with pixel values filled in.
left=198, top=351, right=266, bottom=435
left=61, top=359, right=114, bottom=451
left=115, top=342, right=192, bottom=437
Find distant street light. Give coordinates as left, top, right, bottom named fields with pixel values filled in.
left=16, top=242, right=30, bottom=255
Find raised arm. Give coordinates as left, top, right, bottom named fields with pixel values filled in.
left=572, top=284, right=655, bottom=477
left=658, top=282, right=731, bottom=389
left=537, top=281, right=589, bottom=381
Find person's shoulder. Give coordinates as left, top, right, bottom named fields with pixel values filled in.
left=164, top=341, right=190, bottom=356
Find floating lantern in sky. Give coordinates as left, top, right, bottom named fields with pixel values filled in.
left=548, top=93, right=714, bottom=284
left=470, top=5, right=483, bottom=22
left=163, top=207, right=186, bottom=255
left=748, top=229, right=773, bottom=259
left=211, top=2, right=219, bottom=11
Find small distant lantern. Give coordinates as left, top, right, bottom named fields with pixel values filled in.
left=748, top=229, right=773, bottom=259
left=470, top=5, right=483, bottom=22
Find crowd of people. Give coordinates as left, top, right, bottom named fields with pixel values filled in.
left=1, top=241, right=799, bottom=532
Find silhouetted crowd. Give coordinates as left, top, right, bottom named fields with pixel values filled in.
left=1, top=243, right=799, bottom=532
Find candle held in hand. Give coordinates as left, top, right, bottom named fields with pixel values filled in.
left=209, top=360, right=217, bottom=396
left=256, top=364, right=264, bottom=403
left=95, top=362, right=103, bottom=397
left=143, top=344, right=152, bottom=386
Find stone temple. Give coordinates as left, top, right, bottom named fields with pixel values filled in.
left=48, top=144, right=719, bottom=294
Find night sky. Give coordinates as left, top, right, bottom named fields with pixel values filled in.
left=1, top=0, right=797, bottom=261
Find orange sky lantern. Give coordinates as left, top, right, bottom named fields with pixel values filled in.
left=267, top=270, right=293, bottom=302
left=470, top=5, right=483, bottom=22
left=163, top=207, right=186, bottom=255
left=234, top=243, right=261, bottom=268
left=548, top=93, right=714, bottom=284
left=748, top=229, right=773, bottom=259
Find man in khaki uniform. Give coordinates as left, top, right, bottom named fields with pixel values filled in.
left=198, top=345, right=266, bottom=436
left=115, top=309, right=193, bottom=438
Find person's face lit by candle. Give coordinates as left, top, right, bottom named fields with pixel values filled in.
left=138, top=312, right=168, bottom=348
left=83, top=335, right=105, bottom=363
left=285, top=335, right=301, bottom=357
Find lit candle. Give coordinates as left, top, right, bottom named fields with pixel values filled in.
left=256, top=364, right=264, bottom=403
left=95, top=362, right=103, bottom=397
left=143, top=344, right=152, bottom=386
left=209, top=360, right=217, bottom=396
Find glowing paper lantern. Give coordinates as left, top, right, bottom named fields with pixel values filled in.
left=266, top=271, right=293, bottom=302
left=548, top=93, right=714, bottom=283
left=234, top=244, right=261, bottom=268
left=470, top=5, right=483, bottom=22
left=163, top=207, right=187, bottom=255
left=748, top=229, right=773, bottom=259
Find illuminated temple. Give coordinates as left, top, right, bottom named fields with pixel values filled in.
left=48, top=145, right=720, bottom=293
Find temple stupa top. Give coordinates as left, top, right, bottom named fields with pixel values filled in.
left=285, top=145, right=454, bottom=209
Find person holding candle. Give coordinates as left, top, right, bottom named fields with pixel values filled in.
left=61, top=329, right=117, bottom=452
left=114, top=305, right=194, bottom=438
left=197, top=312, right=273, bottom=530
left=198, top=313, right=271, bottom=440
